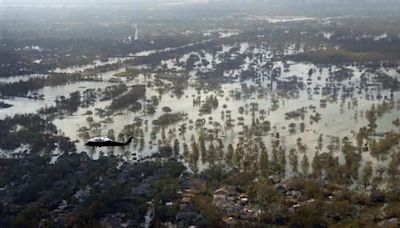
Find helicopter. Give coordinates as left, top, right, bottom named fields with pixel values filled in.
left=85, top=136, right=134, bottom=147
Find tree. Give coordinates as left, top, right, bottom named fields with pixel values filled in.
left=342, top=140, right=361, bottom=182
left=225, top=144, right=234, bottom=166
left=86, top=116, right=94, bottom=127
left=278, top=147, right=286, bottom=177
left=289, top=148, right=299, bottom=174
left=317, top=134, right=323, bottom=151
left=183, top=143, right=190, bottom=161
left=252, top=144, right=260, bottom=171
left=361, top=161, right=373, bottom=189
left=308, top=68, right=314, bottom=76
left=388, top=152, right=400, bottom=181
left=162, top=106, right=172, bottom=114
left=200, top=138, right=207, bottom=163
left=161, top=127, right=166, bottom=142
left=247, top=177, right=283, bottom=208
left=301, top=154, right=310, bottom=177
left=139, top=137, right=145, bottom=151
left=272, top=145, right=279, bottom=166
left=173, top=139, right=180, bottom=157
left=356, top=127, right=368, bottom=149
left=107, top=129, right=115, bottom=140
left=259, top=143, right=269, bottom=177
left=312, top=152, right=322, bottom=179
left=288, top=199, right=327, bottom=227
left=191, top=141, right=199, bottom=163
left=366, top=104, right=377, bottom=133
left=208, top=143, right=216, bottom=167
left=234, top=144, right=244, bottom=168
left=216, top=138, right=224, bottom=162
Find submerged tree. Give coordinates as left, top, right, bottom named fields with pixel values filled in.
left=226, top=144, right=234, bottom=167
left=387, top=151, right=400, bottom=182
left=200, top=138, right=207, bottom=163
left=342, top=138, right=361, bottom=182
left=259, top=143, right=269, bottom=177
left=191, top=141, right=199, bottom=163
left=183, top=143, right=190, bottom=161
left=317, top=134, right=323, bottom=151
left=173, top=139, right=180, bottom=157
left=301, top=154, right=310, bottom=177
left=289, top=148, right=299, bottom=174
left=208, top=143, right=217, bottom=167
left=312, top=151, right=322, bottom=179
left=216, top=139, right=224, bottom=162
left=278, top=147, right=286, bottom=177
left=234, top=144, right=244, bottom=169
left=107, top=129, right=115, bottom=141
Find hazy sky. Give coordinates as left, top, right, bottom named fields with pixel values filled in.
left=0, top=0, right=210, bottom=6
left=1, top=0, right=399, bottom=9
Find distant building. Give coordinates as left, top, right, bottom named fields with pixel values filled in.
left=124, top=24, right=138, bottom=44
left=133, top=24, right=138, bottom=41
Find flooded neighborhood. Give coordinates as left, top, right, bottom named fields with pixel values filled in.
left=1, top=0, right=400, bottom=227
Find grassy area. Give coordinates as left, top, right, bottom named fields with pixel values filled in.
left=114, top=68, right=140, bottom=77
left=288, top=49, right=393, bottom=64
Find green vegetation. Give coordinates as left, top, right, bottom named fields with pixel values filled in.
left=0, top=152, right=185, bottom=227
left=370, top=133, right=400, bottom=159
left=153, top=113, right=187, bottom=126
left=0, top=114, right=76, bottom=153
left=114, top=68, right=141, bottom=78
left=289, top=49, right=389, bottom=64
left=3, top=5, right=400, bottom=227
left=0, top=73, right=81, bottom=98
left=38, top=91, right=82, bottom=116
left=108, top=85, right=146, bottom=111
left=101, top=83, right=128, bottom=101
left=0, top=101, right=12, bottom=109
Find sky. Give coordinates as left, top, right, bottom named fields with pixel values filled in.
left=1, top=0, right=399, bottom=9
left=0, top=0, right=210, bottom=6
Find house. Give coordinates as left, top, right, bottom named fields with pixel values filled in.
left=239, top=193, right=249, bottom=205
left=214, top=186, right=238, bottom=198
left=286, top=190, right=304, bottom=201
left=213, top=186, right=239, bottom=210
left=180, top=188, right=199, bottom=204
left=100, top=213, right=132, bottom=228
left=176, top=212, right=206, bottom=227
left=213, top=186, right=258, bottom=221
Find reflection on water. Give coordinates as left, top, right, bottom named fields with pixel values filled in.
left=53, top=57, right=134, bottom=74
left=0, top=74, right=48, bottom=84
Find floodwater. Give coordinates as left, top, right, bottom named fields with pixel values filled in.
left=1, top=42, right=400, bottom=173
left=249, top=16, right=316, bottom=23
